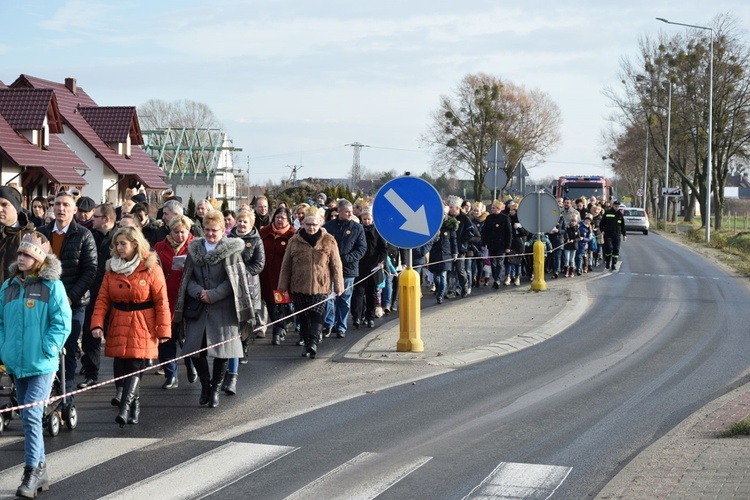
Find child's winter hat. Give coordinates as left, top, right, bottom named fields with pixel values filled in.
left=18, top=232, right=51, bottom=263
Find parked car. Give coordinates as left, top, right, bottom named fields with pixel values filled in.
left=623, top=208, right=649, bottom=235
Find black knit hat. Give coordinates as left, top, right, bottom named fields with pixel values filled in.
left=0, top=186, right=23, bottom=213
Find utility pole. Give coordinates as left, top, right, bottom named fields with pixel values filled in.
left=286, top=165, right=302, bottom=184
left=345, top=142, right=369, bottom=189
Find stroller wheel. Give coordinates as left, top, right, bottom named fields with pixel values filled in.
left=0, top=414, right=4, bottom=434
left=47, top=412, right=61, bottom=437
left=64, top=405, right=78, bottom=430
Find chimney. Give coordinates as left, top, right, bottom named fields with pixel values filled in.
left=64, top=77, right=77, bottom=95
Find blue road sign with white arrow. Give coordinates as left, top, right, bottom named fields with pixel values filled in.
left=372, top=176, right=444, bottom=249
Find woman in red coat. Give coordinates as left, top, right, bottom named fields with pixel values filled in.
left=259, top=207, right=296, bottom=345
left=154, top=215, right=195, bottom=389
left=91, top=226, right=170, bottom=427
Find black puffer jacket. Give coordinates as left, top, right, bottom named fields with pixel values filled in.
left=37, top=220, right=98, bottom=308
left=323, top=218, right=367, bottom=278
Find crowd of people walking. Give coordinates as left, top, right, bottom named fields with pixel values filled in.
left=0, top=184, right=626, bottom=497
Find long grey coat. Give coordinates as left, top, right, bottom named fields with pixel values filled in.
left=174, top=237, right=252, bottom=359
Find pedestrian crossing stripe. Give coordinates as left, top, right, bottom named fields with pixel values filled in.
left=0, top=436, right=24, bottom=449
left=285, top=452, right=432, bottom=500
left=0, top=437, right=572, bottom=498
left=99, top=442, right=297, bottom=499
left=462, top=462, right=572, bottom=499
left=0, top=437, right=159, bottom=496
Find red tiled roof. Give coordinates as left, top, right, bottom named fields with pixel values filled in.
left=0, top=89, right=64, bottom=133
left=79, top=106, right=135, bottom=143
left=0, top=113, right=87, bottom=185
left=10, top=75, right=167, bottom=189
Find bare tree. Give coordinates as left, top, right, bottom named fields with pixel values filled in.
left=138, top=99, right=221, bottom=130
left=422, top=73, right=561, bottom=200
left=607, top=14, right=750, bottom=230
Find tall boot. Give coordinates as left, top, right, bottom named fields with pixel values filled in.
left=115, top=376, right=140, bottom=427
left=193, top=356, right=211, bottom=405
left=110, top=386, right=123, bottom=407
left=308, top=323, right=323, bottom=359
left=128, top=395, right=140, bottom=425
left=208, top=359, right=228, bottom=408
left=239, top=337, right=250, bottom=365
left=16, top=462, right=48, bottom=498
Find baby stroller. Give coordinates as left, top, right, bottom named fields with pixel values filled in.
left=0, top=350, right=78, bottom=436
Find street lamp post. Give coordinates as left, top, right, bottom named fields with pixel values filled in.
left=643, top=125, right=649, bottom=209
left=664, top=81, right=672, bottom=229
left=657, top=17, right=714, bottom=242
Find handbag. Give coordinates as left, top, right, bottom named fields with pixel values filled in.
left=183, top=295, right=204, bottom=320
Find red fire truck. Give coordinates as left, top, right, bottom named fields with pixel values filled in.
left=552, top=176, right=613, bottom=203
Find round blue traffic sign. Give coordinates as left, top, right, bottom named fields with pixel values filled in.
left=372, top=177, right=444, bottom=249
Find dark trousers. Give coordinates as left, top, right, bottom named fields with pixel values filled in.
left=447, top=254, right=468, bottom=294
left=113, top=357, right=146, bottom=381
left=351, top=276, right=379, bottom=322
left=604, top=235, right=622, bottom=261
left=60, top=306, right=84, bottom=395
left=80, top=301, right=102, bottom=380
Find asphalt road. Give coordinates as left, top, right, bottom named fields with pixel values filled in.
left=2, top=233, right=749, bottom=499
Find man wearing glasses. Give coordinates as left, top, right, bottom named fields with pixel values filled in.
left=78, top=203, right=117, bottom=388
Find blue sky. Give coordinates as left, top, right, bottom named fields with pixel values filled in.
left=2, top=1, right=749, bottom=186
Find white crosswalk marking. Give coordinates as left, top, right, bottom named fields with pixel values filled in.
left=285, top=452, right=431, bottom=500
left=99, top=442, right=297, bottom=499
left=0, top=436, right=24, bottom=449
left=462, top=462, right=572, bottom=500
left=0, top=437, right=159, bottom=496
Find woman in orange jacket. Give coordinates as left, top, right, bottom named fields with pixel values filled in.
left=91, top=226, right=170, bottom=427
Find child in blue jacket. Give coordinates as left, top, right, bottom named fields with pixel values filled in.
left=0, top=232, right=71, bottom=498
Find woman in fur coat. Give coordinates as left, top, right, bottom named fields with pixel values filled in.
left=173, top=211, right=254, bottom=408
left=277, top=206, right=344, bottom=359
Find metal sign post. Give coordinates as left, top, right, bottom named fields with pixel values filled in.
left=372, top=177, right=443, bottom=352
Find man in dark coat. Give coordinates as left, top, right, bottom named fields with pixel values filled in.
left=481, top=200, right=513, bottom=288
left=78, top=203, right=117, bottom=388
left=600, top=200, right=627, bottom=270
left=446, top=195, right=478, bottom=298
left=37, top=191, right=98, bottom=395
left=0, top=186, right=35, bottom=283
left=322, top=199, right=366, bottom=338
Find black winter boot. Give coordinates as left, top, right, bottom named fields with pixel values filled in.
left=111, top=386, right=123, bottom=407
left=239, top=337, right=250, bottom=365
left=16, top=462, right=49, bottom=498
left=193, top=357, right=211, bottom=405
left=222, top=373, right=238, bottom=395
left=128, top=396, right=140, bottom=425
left=208, top=359, right=227, bottom=408
left=115, top=376, right=140, bottom=427
left=308, top=323, right=323, bottom=359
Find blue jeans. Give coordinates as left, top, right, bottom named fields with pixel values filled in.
left=381, top=274, right=394, bottom=309
left=324, top=277, right=354, bottom=332
left=433, top=271, right=447, bottom=299
left=491, top=255, right=505, bottom=282
left=61, top=306, right=84, bottom=396
left=158, top=338, right=178, bottom=379
left=15, top=373, right=54, bottom=466
left=552, top=249, right=563, bottom=272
